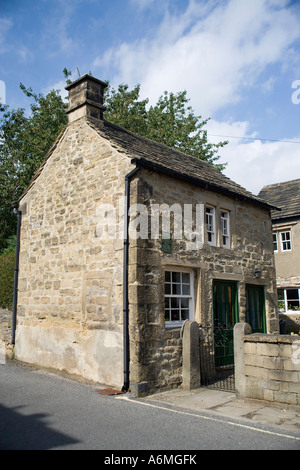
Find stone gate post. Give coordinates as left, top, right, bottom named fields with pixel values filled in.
left=234, top=322, right=252, bottom=398
left=182, top=321, right=201, bottom=390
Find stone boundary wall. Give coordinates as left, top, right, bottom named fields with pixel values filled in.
left=234, top=323, right=300, bottom=408
left=0, top=309, right=14, bottom=363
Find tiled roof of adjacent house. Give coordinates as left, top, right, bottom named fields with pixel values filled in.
left=88, top=118, right=274, bottom=210
left=258, top=178, right=300, bottom=221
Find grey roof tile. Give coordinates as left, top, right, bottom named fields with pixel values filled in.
left=88, top=119, right=273, bottom=209
left=258, top=179, right=300, bottom=220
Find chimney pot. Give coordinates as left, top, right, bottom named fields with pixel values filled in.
left=65, top=74, right=108, bottom=123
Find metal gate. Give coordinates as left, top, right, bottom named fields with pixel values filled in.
left=199, top=324, right=235, bottom=392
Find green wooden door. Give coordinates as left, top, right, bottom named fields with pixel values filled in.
left=246, top=285, right=266, bottom=333
left=213, top=281, right=239, bottom=367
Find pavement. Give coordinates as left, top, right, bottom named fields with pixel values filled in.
left=1, top=311, right=299, bottom=438
left=144, top=387, right=300, bottom=435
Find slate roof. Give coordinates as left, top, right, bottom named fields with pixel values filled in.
left=87, top=118, right=274, bottom=210
left=21, top=116, right=275, bottom=211
left=258, top=179, right=300, bottom=221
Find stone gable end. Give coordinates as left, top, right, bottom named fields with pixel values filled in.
left=15, top=118, right=134, bottom=387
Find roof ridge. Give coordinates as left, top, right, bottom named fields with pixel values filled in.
left=86, top=118, right=274, bottom=209
left=261, top=178, right=300, bottom=189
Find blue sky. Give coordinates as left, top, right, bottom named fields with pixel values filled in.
left=1, top=0, right=300, bottom=194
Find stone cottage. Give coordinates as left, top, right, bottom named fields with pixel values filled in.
left=14, top=74, right=279, bottom=395
left=259, top=179, right=300, bottom=332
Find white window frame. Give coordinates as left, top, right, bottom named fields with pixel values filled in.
left=221, top=210, right=230, bottom=248
left=164, top=268, right=194, bottom=327
left=206, top=206, right=216, bottom=245
left=280, top=230, right=291, bottom=252
left=278, top=288, right=300, bottom=312
left=273, top=232, right=278, bottom=252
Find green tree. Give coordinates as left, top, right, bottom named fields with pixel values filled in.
left=105, top=84, right=227, bottom=170
left=146, top=90, right=226, bottom=170
left=0, top=71, right=227, bottom=252
left=0, top=251, right=15, bottom=308
left=105, top=83, right=149, bottom=137
left=0, top=85, right=68, bottom=252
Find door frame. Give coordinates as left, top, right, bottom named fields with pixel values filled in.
left=213, top=280, right=239, bottom=328
left=246, top=284, right=266, bottom=333
left=212, top=280, right=239, bottom=367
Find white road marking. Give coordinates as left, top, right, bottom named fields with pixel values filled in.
left=115, top=395, right=300, bottom=442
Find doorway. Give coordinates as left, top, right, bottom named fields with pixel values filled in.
left=213, top=280, right=239, bottom=367
left=246, top=285, right=266, bottom=333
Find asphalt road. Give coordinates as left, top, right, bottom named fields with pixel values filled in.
left=0, top=361, right=299, bottom=451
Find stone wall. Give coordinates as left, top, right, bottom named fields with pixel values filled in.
left=15, top=117, right=278, bottom=394
left=129, top=171, right=278, bottom=395
left=274, top=220, right=300, bottom=286
left=15, top=118, right=133, bottom=387
left=0, top=308, right=14, bottom=363
left=235, top=324, right=300, bottom=407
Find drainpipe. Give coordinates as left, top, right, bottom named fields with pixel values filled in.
left=122, top=162, right=140, bottom=392
left=11, top=207, right=22, bottom=345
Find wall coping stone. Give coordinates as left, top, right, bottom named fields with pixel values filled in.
left=244, top=333, right=298, bottom=344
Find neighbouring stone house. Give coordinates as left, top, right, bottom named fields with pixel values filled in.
left=14, top=74, right=279, bottom=395
left=259, top=179, right=300, bottom=333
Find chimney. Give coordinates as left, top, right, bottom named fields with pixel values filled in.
left=65, top=74, right=108, bottom=123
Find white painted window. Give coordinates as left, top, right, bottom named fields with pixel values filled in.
left=278, top=288, right=300, bottom=311
left=221, top=210, right=230, bottom=248
left=164, top=269, right=194, bottom=326
left=280, top=230, right=291, bottom=251
left=206, top=206, right=216, bottom=245
left=273, top=232, right=278, bottom=252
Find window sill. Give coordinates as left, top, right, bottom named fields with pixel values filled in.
left=165, top=322, right=184, bottom=329
left=280, top=310, right=300, bottom=315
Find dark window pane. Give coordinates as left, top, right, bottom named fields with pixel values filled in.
left=170, top=309, right=180, bottom=321
left=182, top=284, right=190, bottom=295
left=171, top=298, right=180, bottom=309
left=165, top=283, right=171, bottom=295
left=172, top=283, right=181, bottom=295
left=181, top=298, right=190, bottom=309
left=181, top=309, right=189, bottom=321
left=286, top=289, right=299, bottom=301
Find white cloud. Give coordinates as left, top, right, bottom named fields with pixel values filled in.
left=261, top=76, right=276, bottom=94
left=129, top=0, right=158, bottom=10
left=0, top=17, right=13, bottom=54
left=16, top=44, right=33, bottom=63
left=96, top=0, right=300, bottom=118
left=40, top=2, right=78, bottom=56
left=42, top=78, right=70, bottom=101
left=0, top=17, right=33, bottom=63
left=207, top=119, right=300, bottom=194
left=93, top=0, right=300, bottom=195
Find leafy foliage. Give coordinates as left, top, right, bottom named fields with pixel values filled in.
left=0, top=84, right=68, bottom=252
left=0, top=71, right=227, bottom=253
left=0, top=251, right=15, bottom=309
left=105, top=84, right=227, bottom=170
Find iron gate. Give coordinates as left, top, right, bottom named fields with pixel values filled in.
left=199, top=324, right=235, bottom=392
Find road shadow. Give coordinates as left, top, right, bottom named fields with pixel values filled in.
left=0, top=403, right=80, bottom=450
